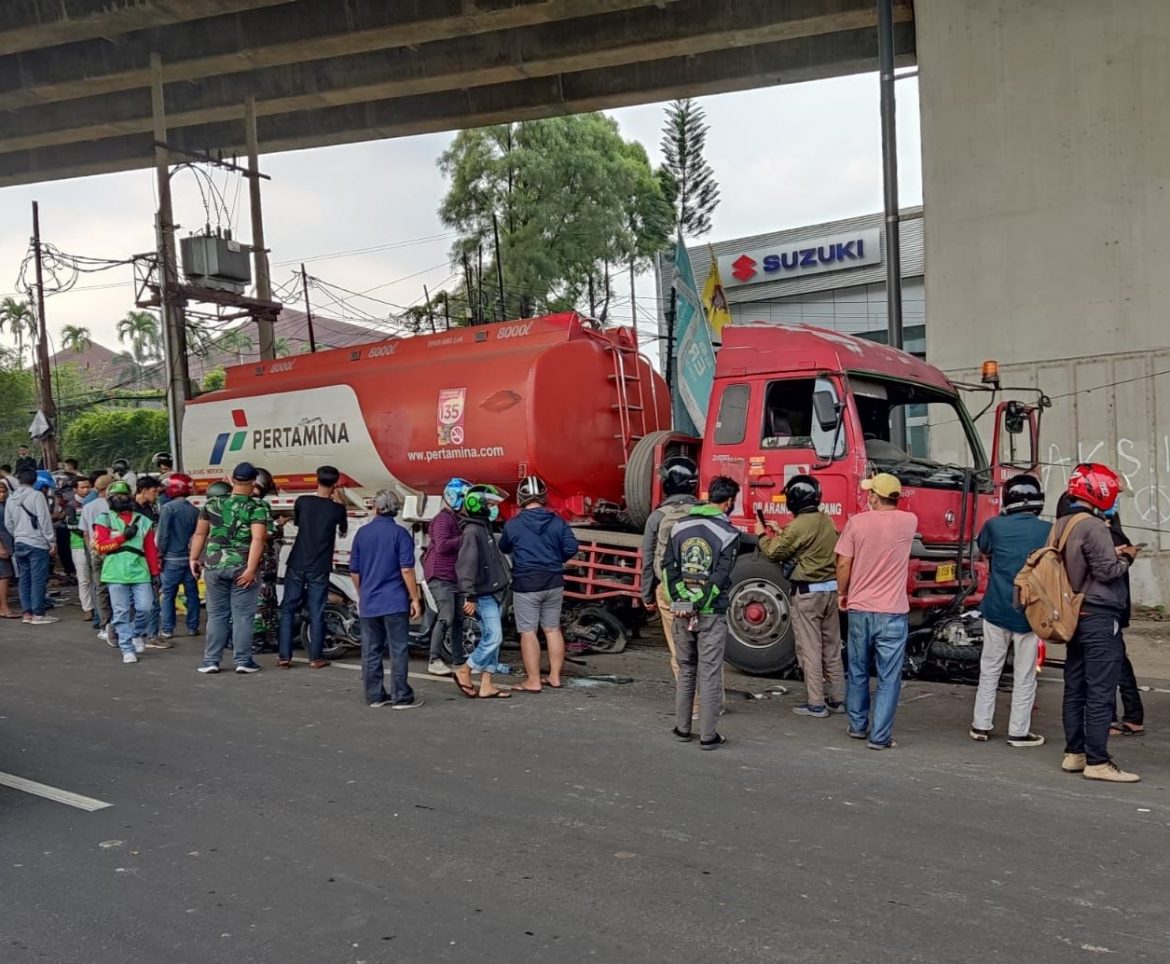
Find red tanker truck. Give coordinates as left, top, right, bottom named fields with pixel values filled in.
left=183, top=311, right=1043, bottom=675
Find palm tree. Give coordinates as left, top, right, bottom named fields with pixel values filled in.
left=61, top=324, right=92, bottom=354
left=113, top=350, right=145, bottom=389
left=218, top=328, right=254, bottom=365
left=274, top=336, right=292, bottom=357
left=0, top=297, right=37, bottom=366
left=116, top=310, right=162, bottom=364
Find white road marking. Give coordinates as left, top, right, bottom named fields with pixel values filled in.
left=289, top=657, right=459, bottom=684
left=0, top=772, right=112, bottom=811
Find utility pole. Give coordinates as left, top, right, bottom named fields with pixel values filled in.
left=462, top=253, right=475, bottom=325
left=245, top=96, right=276, bottom=360
left=299, top=264, right=317, bottom=353
left=150, top=52, right=188, bottom=469
left=30, top=202, right=58, bottom=469
left=878, top=0, right=905, bottom=447
left=476, top=244, right=485, bottom=324
left=588, top=273, right=596, bottom=318
left=423, top=284, right=437, bottom=334
left=491, top=213, right=506, bottom=322
left=629, top=258, right=639, bottom=341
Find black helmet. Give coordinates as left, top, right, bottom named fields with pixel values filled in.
left=153, top=451, right=173, bottom=468
left=112, top=458, right=130, bottom=474
left=205, top=480, right=232, bottom=497
left=517, top=475, right=548, bottom=506
left=1003, top=474, right=1045, bottom=515
left=659, top=455, right=698, bottom=496
left=784, top=474, right=821, bottom=515
left=252, top=467, right=276, bottom=498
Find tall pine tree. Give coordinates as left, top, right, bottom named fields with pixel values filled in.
left=661, top=98, right=719, bottom=238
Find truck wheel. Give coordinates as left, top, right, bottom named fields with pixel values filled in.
left=565, top=606, right=628, bottom=654
left=724, top=555, right=797, bottom=675
left=624, top=430, right=676, bottom=530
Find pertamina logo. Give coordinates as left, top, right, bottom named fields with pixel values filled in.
left=209, top=409, right=249, bottom=465
left=731, top=255, right=757, bottom=283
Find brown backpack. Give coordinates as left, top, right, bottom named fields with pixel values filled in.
left=1013, top=513, right=1090, bottom=643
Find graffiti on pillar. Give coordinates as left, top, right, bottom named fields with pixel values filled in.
left=1041, top=436, right=1170, bottom=526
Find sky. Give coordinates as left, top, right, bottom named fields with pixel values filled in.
left=0, top=72, right=921, bottom=355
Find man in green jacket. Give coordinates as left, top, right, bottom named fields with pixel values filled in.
left=756, top=475, right=843, bottom=719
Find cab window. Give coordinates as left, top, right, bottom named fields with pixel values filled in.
left=713, top=383, right=749, bottom=445
left=761, top=377, right=844, bottom=458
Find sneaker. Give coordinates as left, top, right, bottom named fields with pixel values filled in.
left=122, top=652, right=138, bottom=664
left=22, top=614, right=32, bottom=624
left=1061, top=752, right=1087, bottom=773
left=825, top=700, right=847, bottom=715
left=847, top=728, right=869, bottom=740
left=159, top=631, right=174, bottom=640
left=235, top=661, right=262, bottom=674
left=672, top=727, right=693, bottom=743
left=391, top=697, right=425, bottom=710
left=145, top=637, right=174, bottom=650
left=1083, top=760, right=1140, bottom=783
left=969, top=727, right=992, bottom=742
left=793, top=703, right=830, bottom=718
left=700, top=734, right=728, bottom=751
left=187, top=629, right=201, bottom=637
left=369, top=697, right=392, bottom=708
left=29, top=615, right=59, bottom=625
left=428, top=660, right=453, bottom=677
left=1007, top=732, right=1045, bottom=748
left=133, top=638, right=146, bottom=654
left=867, top=739, right=898, bottom=750
left=197, top=664, right=220, bottom=674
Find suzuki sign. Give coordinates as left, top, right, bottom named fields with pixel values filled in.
left=718, top=227, right=882, bottom=288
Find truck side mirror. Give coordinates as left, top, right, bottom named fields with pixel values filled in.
left=812, top=390, right=839, bottom=432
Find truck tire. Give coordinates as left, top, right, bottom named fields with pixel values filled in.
left=624, top=430, right=676, bottom=530
left=724, top=554, right=797, bottom=676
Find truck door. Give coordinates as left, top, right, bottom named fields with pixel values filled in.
left=750, top=375, right=850, bottom=527
left=705, top=380, right=752, bottom=521
left=990, top=400, right=1042, bottom=488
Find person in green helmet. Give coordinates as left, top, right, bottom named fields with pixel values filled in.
left=94, top=480, right=161, bottom=664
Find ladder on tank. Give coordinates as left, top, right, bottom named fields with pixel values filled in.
left=606, top=333, right=653, bottom=468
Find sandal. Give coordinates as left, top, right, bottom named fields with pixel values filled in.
left=453, top=676, right=477, bottom=699
left=477, top=690, right=512, bottom=699
left=1110, top=722, right=1144, bottom=736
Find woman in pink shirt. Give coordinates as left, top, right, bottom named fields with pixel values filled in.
left=835, top=474, right=918, bottom=750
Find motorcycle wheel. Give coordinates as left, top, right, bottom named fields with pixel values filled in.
left=300, top=602, right=357, bottom=661
left=565, top=606, right=627, bottom=654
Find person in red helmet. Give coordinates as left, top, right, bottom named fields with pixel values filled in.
left=1054, top=463, right=1142, bottom=783
left=157, top=472, right=201, bottom=642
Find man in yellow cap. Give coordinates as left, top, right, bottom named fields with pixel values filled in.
left=835, top=473, right=917, bottom=750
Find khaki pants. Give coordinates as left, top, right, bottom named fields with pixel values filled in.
left=793, top=589, right=844, bottom=708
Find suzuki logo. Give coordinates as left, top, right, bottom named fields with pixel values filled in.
left=731, top=254, right=757, bottom=283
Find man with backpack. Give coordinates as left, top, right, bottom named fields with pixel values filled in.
left=641, top=455, right=701, bottom=679
left=969, top=475, right=1051, bottom=747
left=1049, top=464, right=1140, bottom=783
left=662, top=475, right=742, bottom=750
left=500, top=475, right=579, bottom=692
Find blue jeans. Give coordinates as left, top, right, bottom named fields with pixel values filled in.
left=160, top=557, right=200, bottom=634
left=466, top=594, right=504, bottom=673
left=108, top=582, right=156, bottom=655
left=202, top=566, right=260, bottom=668
left=846, top=611, right=909, bottom=747
left=360, top=612, right=414, bottom=705
left=14, top=544, right=50, bottom=616
left=278, top=567, right=329, bottom=661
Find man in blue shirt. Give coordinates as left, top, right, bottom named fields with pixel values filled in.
left=350, top=490, right=423, bottom=709
left=970, top=475, right=1052, bottom=747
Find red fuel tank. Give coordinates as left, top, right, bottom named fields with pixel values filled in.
left=183, top=313, right=669, bottom=519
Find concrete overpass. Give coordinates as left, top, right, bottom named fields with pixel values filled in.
left=0, top=0, right=914, bottom=186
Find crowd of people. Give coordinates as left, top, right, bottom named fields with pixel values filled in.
left=0, top=444, right=1152, bottom=780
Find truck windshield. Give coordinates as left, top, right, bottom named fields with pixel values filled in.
left=849, top=376, right=987, bottom=486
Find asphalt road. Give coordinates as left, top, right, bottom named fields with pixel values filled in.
left=1, top=615, right=1168, bottom=964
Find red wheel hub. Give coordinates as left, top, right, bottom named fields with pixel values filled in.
left=744, top=601, right=768, bottom=625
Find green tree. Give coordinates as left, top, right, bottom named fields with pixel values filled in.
left=200, top=367, right=226, bottom=392
left=661, top=98, right=720, bottom=237
left=60, top=408, right=169, bottom=471
left=0, top=346, right=37, bottom=456
left=0, top=297, right=37, bottom=367
left=218, top=329, right=254, bottom=364
left=438, top=115, right=674, bottom=318
left=116, top=309, right=162, bottom=364
left=61, top=324, right=92, bottom=354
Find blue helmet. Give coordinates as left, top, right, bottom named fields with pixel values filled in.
left=34, top=469, right=55, bottom=492
left=442, top=477, right=472, bottom=510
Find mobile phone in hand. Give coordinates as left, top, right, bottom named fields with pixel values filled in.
left=755, top=508, right=767, bottom=527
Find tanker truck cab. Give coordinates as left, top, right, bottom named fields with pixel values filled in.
left=702, top=324, right=1040, bottom=676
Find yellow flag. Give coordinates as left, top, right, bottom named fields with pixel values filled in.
left=701, top=252, right=732, bottom=338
